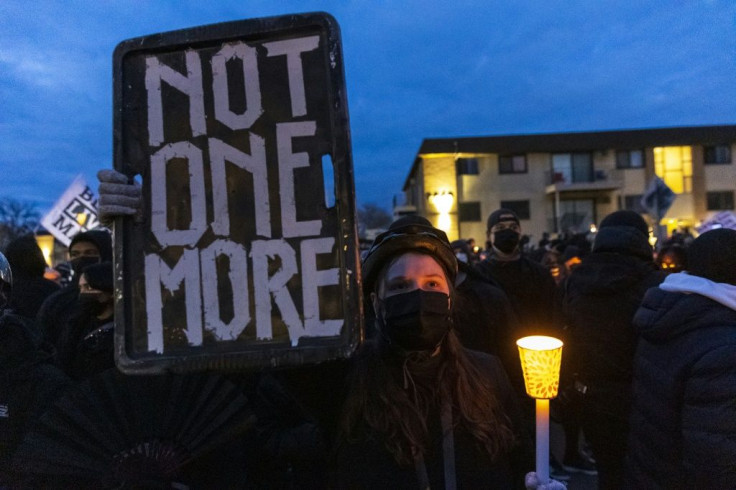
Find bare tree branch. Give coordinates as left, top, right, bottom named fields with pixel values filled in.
left=0, top=197, right=41, bottom=251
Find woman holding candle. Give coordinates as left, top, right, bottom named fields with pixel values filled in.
left=333, top=216, right=562, bottom=489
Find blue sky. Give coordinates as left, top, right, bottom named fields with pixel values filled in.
left=2, top=1, right=735, bottom=215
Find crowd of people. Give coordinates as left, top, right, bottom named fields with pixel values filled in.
left=0, top=173, right=734, bottom=488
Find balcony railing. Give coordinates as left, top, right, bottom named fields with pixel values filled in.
left=545, top=168, right=623, bottom=193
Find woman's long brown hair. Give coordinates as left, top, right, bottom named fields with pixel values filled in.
left=338, top=329, right=516, bottom=466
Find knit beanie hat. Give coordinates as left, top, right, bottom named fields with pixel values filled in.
left=486, top=208, right=520, bottom=232
left=687, top=228, right=736, bottom=285
left=598, top=210, right=649, bottom=236
left=362, top=216, right=457, bottom=294
left=82, top=261, right=114, bottom=293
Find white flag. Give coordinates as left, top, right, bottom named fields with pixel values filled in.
left=40, top=175, right=100, bottom=246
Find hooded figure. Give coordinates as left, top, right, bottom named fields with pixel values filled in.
left=625, top=228, right=736, bottom=489
left=35, top=228, right=113, bottom=353
left=559, top=210, right=666, bottom=490
left=4, top=235, right=60, bottom=320
left=335, top=216, right=535, bottom=489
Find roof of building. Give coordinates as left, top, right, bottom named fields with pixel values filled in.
left=404, top=124, right=736, bottom=190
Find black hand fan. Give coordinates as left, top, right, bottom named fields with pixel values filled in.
left=11, top=368, right=256, bottom=486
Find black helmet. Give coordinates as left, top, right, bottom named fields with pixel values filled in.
left=362, top=216, right=457, bottom=295
left=0, top=252, right=12, bottom=309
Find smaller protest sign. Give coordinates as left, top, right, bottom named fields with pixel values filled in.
left=40, top=175, right=100, bottom=246
left=696, top=211, right=736, bottom=233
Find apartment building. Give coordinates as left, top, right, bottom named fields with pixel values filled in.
left=395, top=125, right=736, bottom=244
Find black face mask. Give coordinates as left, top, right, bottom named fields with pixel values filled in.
left=493, top=229, right=520, bottom=254
left=78, top=293, right=109, bottom=317
left=377, top=289, right=451, bottom=352
left=70, top=256, right=100, bottom=279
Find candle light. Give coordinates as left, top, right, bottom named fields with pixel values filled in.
left=517, top=335, right=564, bottom=485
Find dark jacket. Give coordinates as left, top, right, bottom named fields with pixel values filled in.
left=8, top=277, right=60, bottom=321
left=453, top=266, right=519, bottom=356
left=35, top=285, right=80, bottom=353
left=625, top=275, right=736, bottom=489
left=474, top=254, right=557, bottom=337
left=560, top=226, right=666, bottom=399
left=0, top=311, right=72, bottom=476
left=334, top=349, right=532, bottom=489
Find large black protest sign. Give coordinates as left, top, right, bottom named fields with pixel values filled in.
left=113, top=12, right=361, bottom=373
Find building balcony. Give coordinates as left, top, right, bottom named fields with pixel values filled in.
left=545, top=169, right=624, bottom=194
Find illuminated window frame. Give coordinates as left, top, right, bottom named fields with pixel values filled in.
left=653, top=146, right=692, bottom=194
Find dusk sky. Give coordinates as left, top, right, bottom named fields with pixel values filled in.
left=3, top=1, right=735, bottom=215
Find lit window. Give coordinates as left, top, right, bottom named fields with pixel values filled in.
left=653, top=146, right=692, bottom=194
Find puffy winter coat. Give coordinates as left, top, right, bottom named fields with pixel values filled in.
left=625, top=273, right=736, bottom=489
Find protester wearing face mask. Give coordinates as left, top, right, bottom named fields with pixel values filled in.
left=473, top=209, right=563, bottom=479
left=35, top=229, right=112, bottom=355
left=334, top=216, right=561, bottom=490
left=475, top=209, right=557, bottom=340
left=450, top=239, right=521, bottom=380
left=55, top=262, right=115, bottom=380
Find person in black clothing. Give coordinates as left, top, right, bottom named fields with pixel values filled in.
left=334, top=216, right=557, bottom=489
left=55, top=262, right=115, bottom=380
left=451, top=238, right=521, bottom=388
left=0, top=252, right=73, bottom=484
left=4, top=235, right=60, bottom=321
left=35, top=229, right=112, bottom=353
left=625, top=228, right=736, bottom=489
left=560, top=210, right=666, bottom=490
left=475, top=209, right=557, bottom=339
left=474, top=209, right=562, bottom=476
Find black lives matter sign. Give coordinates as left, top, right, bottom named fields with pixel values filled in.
left=113, top=13, right=361, bottom=373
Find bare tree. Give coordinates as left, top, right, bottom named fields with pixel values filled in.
left=357, top=202, right=392, bottom=236
left=0, top=197, right=41, bottom=251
